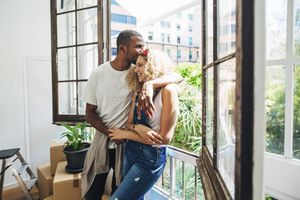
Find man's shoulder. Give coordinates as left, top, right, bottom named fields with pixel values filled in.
left=91, top=62, right=111, bottom=75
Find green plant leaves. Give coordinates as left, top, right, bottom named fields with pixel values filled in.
left=61, top=122, right=91, bottom=151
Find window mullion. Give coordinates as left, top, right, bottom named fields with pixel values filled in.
left=284, top=0, right=294, bottom=158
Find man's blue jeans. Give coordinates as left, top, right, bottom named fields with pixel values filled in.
left=110, top=141, right=167, bottom=200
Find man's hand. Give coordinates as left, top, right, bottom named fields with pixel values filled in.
left=134, top=124, right=163, bottom=144
left=137, top=82, right=155, bottom=118
left=108, top=128, right=126, bottom=144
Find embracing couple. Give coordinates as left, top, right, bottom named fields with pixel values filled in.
left=81, top=30, right=182, bottom=200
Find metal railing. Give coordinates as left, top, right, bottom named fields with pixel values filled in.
left=153, top=146, right=204, bottom=200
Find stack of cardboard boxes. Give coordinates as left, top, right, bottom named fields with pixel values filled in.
left=37, top=140, right=82, bottom=200
left=38, top=140, right=109, bottom=200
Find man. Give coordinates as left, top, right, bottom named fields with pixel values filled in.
left=81, top=30, right=182, bottom=200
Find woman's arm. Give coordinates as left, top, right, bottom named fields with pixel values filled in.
left=157, top=84, right=179, bottom=144
left=126, top=93, right=163, bottom=144
left=108, top=128, right=156, bottom=145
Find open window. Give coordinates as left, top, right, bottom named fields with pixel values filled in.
left=198, top=0, right=256, bottom=199
left=50, top=0, right=108, bottom=123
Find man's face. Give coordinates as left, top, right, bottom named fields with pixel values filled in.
left=126, top=36, right=144, bottom=64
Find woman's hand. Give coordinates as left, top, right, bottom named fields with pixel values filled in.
left=108, top=128, right=126, bottom=141
left=134, top=124, right=163, bottom=144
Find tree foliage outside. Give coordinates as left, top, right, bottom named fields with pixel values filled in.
left=265, top=65, right=300, bottom=159
left=171, top=62, right=202, bottom=154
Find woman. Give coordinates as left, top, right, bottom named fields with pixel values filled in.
left=109, top=48, right=179, bottom=200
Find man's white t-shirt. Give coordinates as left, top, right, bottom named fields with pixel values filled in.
left=83, top=62, right=132, bottom=149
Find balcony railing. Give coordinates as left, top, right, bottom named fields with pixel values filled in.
left=145, top=146, right=204, bottom=200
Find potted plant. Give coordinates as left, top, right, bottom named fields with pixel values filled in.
left=61, top=122, right=91, bottom=173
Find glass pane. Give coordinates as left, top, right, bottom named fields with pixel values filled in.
left=266, top=0, right=287, bottom=60
left=57, top=13, right=76, bottom=47
left=206, top=0, right=213, bottom=64
left=78, top=82, right=87, bottom=115
left=57, top=0, right=75, bottom=13
left=217, top=58, right=236, bottom=198
left=265, top=65, right=285, bottom=155
left=57, top=47, right=76, bottom=81
left=58, top=82, right=77, bottom=115
left=294, top=65, right=300, bottom=159
left=217, top=0, right=236, bottom=58
left=77, top=8, right=98, bottom=44
left=294, top=0, right=300, bottom=57
left=78, top=44, right=98, bottom=79
left=77, top=0, right=97, bottom=9
left=206, top=67, right=214, bottom=155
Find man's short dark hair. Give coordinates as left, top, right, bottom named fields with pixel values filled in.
left=116, top=30, right=142, bottom=53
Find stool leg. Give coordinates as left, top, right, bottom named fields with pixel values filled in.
left=10, top=166, right=33, bottom=200
left=0, top=159, right=6, bottom=200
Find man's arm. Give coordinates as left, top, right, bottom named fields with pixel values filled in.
left=86, top=103, right=124, bottom=144
left=138, top=72, right=183, bottom=118
left=86, top=103, right=110, bottom=136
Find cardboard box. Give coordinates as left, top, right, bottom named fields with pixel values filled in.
left=50, top=140, right=66, bottom=176
left=37, top=163, right=54, bottom=200
left=53, top=161, right=81, bottom=200
left=44, top=195, right=53, bottom=200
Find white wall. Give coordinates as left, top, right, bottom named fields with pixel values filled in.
left=265, top=154, right=300, bottom=200
left=0, top=0, right=63, bottom=186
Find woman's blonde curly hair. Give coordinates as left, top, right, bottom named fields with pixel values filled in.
left=126, top=48, right=174, bottom=92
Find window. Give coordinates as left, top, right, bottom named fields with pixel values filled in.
left=51, top=0, right=100, bottom=122
left=166, top=21, right=171, bottom=28
left=161, top=33, right=165, bottom=42
left=188, top=14, right=193, bottom=20
left=177, top=36, right=181, bottom=44
left=111, top=13, right=136, bottom=25
left=160, top=21, right=166, bottom=28
left=189, top=37, right=193, bottom=46
left=198, top=0, right=246, bottom=198
left=265, top=0, right=300, bottom=159
left=148, top=32, right=153, bottom=40
left=189, top=49, right=193, bottom=61
left=111, top=47, right=117, bottom=56
left=177, top=49, right=181, bottom=59
left=188, top=25, right=193, bottom=32
left=166, top=49, right=171, bottom=57
left=111, top=30, right=121, bottom=37
left=167, top=34, right=171, bottom=43
left=176, top=24, right=181, bottom=30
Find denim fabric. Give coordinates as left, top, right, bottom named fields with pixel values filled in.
left=133, top=97, right=151, bottom=128
left=110, top=141, right=167, bottom=200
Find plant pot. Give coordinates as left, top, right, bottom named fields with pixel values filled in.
left=63, top=143, right=90, bottom=173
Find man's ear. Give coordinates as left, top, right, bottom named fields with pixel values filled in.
left=119, top=44, right=127, bottom=53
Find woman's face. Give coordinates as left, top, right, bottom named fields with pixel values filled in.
left=134, top=55, right=147, bottom=82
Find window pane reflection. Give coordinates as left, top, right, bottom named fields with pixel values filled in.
left=206, top=0, right=213, bottom=64
left=77, top=0, right=97, bottom=9
left=265, top=65, right=285, bottom=155
left=78, top=44, right=98, bottom=79
left=58, top=82, right=77, bottom=115
left=266, top=0, right=287, bottom=60
left=57, top=47, right=76, bottom=81
left=217, top=58, right=236, bottom=198
left=78, top=82, right=87, bottom=115
left=77, top=8, right=98, bottom=44
left=57, top=13, right=76, bottom=47
left=217, top=0, right=236, bottom=58
left=57, top=0, right=75, bottom=13
left=294, top=0, right=300, bottom=57
left=294, top=66, right=300, bottom=159
left=206, top=67, right=214, bottom=156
